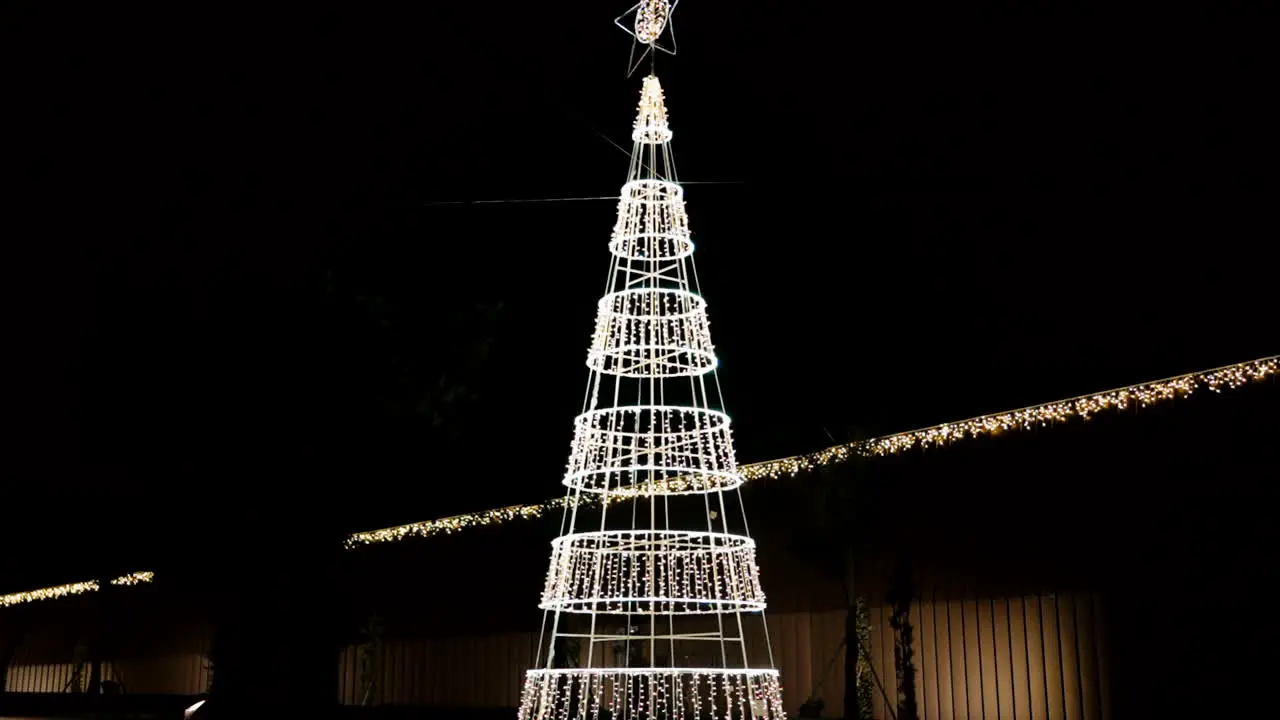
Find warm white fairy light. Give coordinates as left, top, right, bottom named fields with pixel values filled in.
left=615, top=1, right=680, bottom=62
left=346, top=500, right=563, bottom=546
left=541, top=530, right=766, bottom=614
left=109, top=571, right=155, bottom=587
left=587, top=287, right=716, bottom=377
left=343, top=355, right=1278, bottom=548
left=563, top=405, right=742, bottom=495
left=519, top=669, right=784, bottom=720
left=634, top=0, right=672, bottom=43
left=1, top=570, right=154, bottom=609
left=1, top=579, right=100, bottom=608
left=632, top=76, right=673, bottom=143
left=610, top=179, right=693, bottom=260
left=745, top=355, right=1280, bottom=479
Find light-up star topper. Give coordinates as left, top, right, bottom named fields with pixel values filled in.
left=615, top=0, right=679, bottom=75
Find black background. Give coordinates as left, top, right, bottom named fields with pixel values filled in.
left=4, top=3, right=1276, bottom=592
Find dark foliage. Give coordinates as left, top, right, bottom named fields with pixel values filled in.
left=886, top=565, right=919, bottom=720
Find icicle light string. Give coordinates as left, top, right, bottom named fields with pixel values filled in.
left=18, top=356, right=1269, bottom=593
left=1, top=571, right=154, bottom=609
left=345, top=355, right=1277, bottom=548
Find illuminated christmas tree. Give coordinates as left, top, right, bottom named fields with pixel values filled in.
left=517, top=72, right=784, bottom=720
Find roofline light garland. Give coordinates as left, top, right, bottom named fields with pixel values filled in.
left=109, top=570, right=156, bottom=586
left=8, top=358, right=1274, bottom=606
left=1, top=571, right=154, bottom=609
left=345, top=355, right=1277, bottom=548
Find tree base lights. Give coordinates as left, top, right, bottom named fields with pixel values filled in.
left=519, top=669, right=784, bottom=720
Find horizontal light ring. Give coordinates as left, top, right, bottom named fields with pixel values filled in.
left=563, top=406, right=741, bottom=496
left=538, top=597, right=767, bottom=614
left=552, top=529, right=756, bottom=551
left=526, top=667, right=780, bottom=677
left=571, top=404, right=731, bottom=431
left=610, top=179, right=693, bottom=260
left=541, top=529, right=766, bottom=614
left=588, top=288, right=717, bottom=377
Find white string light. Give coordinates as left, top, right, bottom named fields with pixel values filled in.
left=520, top=669, right=783, bottom=720
left=615, top=1, right=681, bottom=64
left=587, top=287, right=715, bottom=377
left=631, top=76, right=673, bottom=143
left=541, top=530, right=766, bottom=614
left=109, top=571, right=156, bottom=586
left=1, top=571, right=154, bottom=609
left=609, top=180, right=692, bottom=260
left=1, top=579, right=100, bottom=608
left=564, top=406, right=741, bottom=495
left=11, top=363, right=1267, bottom=610
left=634, top=0, right=672, bottom=44
left=746, top=355, right=1280, bottom=479
left=344, top=355, right=1278, bottom=548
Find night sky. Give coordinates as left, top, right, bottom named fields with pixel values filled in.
left=5, top=4, right=1276, bottom=591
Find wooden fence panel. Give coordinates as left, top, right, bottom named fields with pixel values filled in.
left=842, top=592, right=1111, bottom=720
left=0, top=595, right=1106, bottom=716
left=978, top=598, right=999, bottom=720
left=1026, top=595, right=1049, bottom=720
left=1060, top=594, right=1083, bottom=720
left=1008, top=595, right=1031, bottom=720
left=1075, top=594, right=1100, bottom=720
left=1094, top=593, right=1111, bottom=720
left=992, top=598, right=1014, bottom=720
left=1042, top=595, right=1065, bottom=720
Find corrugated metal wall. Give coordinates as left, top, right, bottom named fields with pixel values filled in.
left=333, top=591, right=1107, bottom=719
left=2, top=593, right=1106, bottom=718
left=337, top=631, right=536, bottom=707
left=3, top=655, right=210, bottom=694
left=862, top=591, right=1109, bottom=720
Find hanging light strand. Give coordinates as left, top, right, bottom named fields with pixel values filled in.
left=1, top=571, right=154, bottom=609
left=345, top=355, right=1277, bottom=548
left=10, top=357, right=1275, bottom=601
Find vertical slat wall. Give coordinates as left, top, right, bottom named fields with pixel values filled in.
left=858, top=592, right=1108, bottom=720
left=2, top=654, right=208, bottom=693
left=327, top=594, right=1106, bottom=719
left=0, top=592, right=1105, bottom=718
left=337, top=631, right=536, bottom=707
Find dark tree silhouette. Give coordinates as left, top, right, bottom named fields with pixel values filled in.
left=886, top=564, right=919, bottom=720
left=786, top=453, right=891, bottom=720
left=202, top=260, right=501, bottom=717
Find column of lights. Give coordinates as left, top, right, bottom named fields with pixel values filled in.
left=518, top=71, right=783, bottom=720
